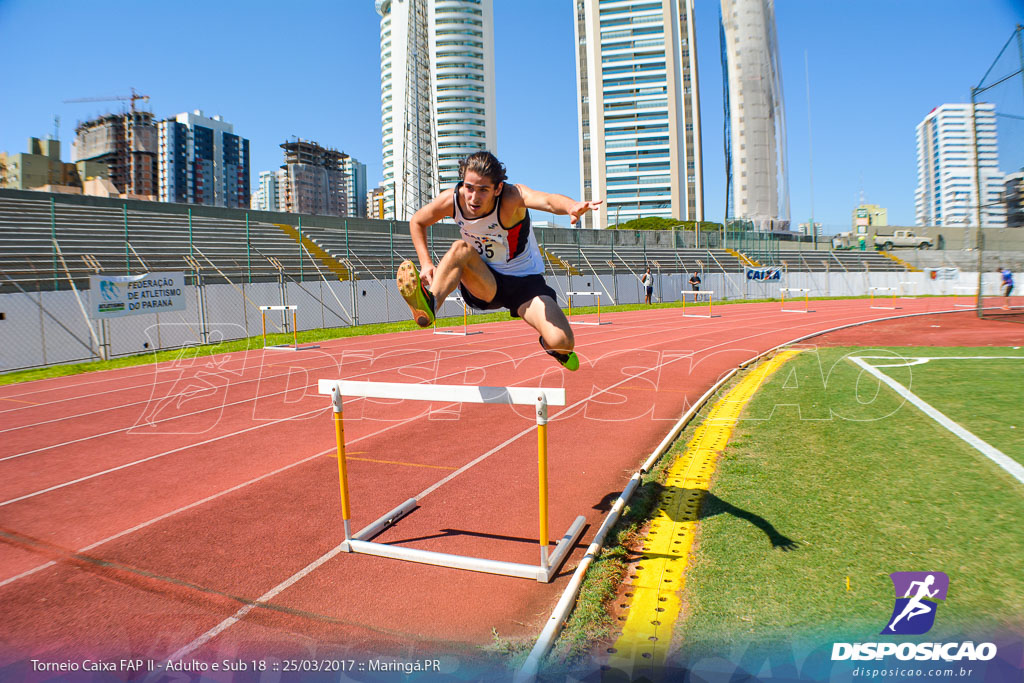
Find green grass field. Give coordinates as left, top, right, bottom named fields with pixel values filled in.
left=671, top=346, right=1024, bottom=657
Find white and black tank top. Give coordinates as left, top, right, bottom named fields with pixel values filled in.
left=452, top=182, right=544, bottom=276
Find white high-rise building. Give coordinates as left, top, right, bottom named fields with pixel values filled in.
left=342, top=156, right=368, bottom=217
left=915, top=103, right=1005, bottom=228
left=376, top=0, right=496, bottom=220
left=720, top=0, right=789, bottom=231
left=575, top=0, right=703, bottom=229
left=252, top=169, right=287, bottom=212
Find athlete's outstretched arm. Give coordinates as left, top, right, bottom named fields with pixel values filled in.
left=516, top=184, right=602, bottom=226
left=408, top=188, right=455, bottom=285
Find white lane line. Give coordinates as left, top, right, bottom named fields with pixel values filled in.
left=0, top=412, right=433, bottom=588
left=849, top=356, right=1024, bottom=485
left=0, top=407, right=327, bottom=507
left=165, top=539, right=351, bottom=662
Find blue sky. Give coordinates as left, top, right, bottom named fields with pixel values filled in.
left=1, top=0, right=1022, bottom=233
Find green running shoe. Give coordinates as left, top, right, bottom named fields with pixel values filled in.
left=397, top=260, right=435, bottom=327
left=539, top=336, right=579, bottom=371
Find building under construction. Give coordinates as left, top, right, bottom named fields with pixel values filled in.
left=71, top=111, right=158, bottom=198
left=280, top=139, right=348, bottom=217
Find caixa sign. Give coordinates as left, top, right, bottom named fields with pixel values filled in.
left=745, top=266, right=782, bottom=281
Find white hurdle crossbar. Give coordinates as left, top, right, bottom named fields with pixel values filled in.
left=681, top=290, right=715, bottom=318
left=780, top=288, right=811, bottom=313
left=869, top=286, right=898, bottom=310
left=317, top=380, right=585, bottom=583
left=566, top=291, right=612, bottom=325
left=953, top=285, right=977, bottom=308
left=259, top=305, right=320, bottom=351
left=433, top=295, right=482, bottom=336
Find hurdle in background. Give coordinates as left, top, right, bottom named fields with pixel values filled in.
left=953, top=285, right=977, bottom=308
left=869, top=286, right=898, bottom=310
left=566, top=291, right=612, bottom=325
left=898, top=281, right=917, bottom=299
left=433, top=294, right=482, bottom=336
left=259, top=305, right=320, bottom=351
left=318, top=380, right=586, bottom=582
left=680, top=290, right=716, bottom=318
left=780, top=288, right=811, bottom=313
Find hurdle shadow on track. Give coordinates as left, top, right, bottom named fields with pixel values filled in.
left=381, top=526, right=592, bottom=549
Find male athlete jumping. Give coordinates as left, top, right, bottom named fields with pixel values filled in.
left=397, top=151, right=601, bottom=371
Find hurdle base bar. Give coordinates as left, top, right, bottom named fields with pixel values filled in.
left=953, top=287, right=977, bottom=308
left=344, top=515, right=586, bottom=582
left=780, top=288, right=812, bottom=313
left=433, top=328, right=483, bottom=336
left=681, top=290, right=717, bottom=318
left=341, top=497, right=420, bottom=550
left=566, top=291, right=612, bottom=326
left=432, top=297, right=484, bottom=336
left=869, top=287, right=898, bottom=310
left=264, top=343, right=321, bottom=351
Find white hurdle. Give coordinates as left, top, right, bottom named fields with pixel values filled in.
left=869, top=286, right=898, bottom=310
left=566, top=291, right=612, bottom=326
left=433, top=295, right=482, bottom=336
left=317, top=380, right=586, bottom=583
left=953, top=285, right=977, bottom=308
left=259, top=305, right=320, bottom=351
left=680, top=290, right=716, bottom=318
left=898, top=281, right=917, bottom=299
left=780, top=288, right=811, bottom=313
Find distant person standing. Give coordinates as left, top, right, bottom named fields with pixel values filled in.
left=999, top=266, right=1014, bottom=310
left=641, top=267, right=654, bottom=305
left=689, top=272, right=701, bottom=292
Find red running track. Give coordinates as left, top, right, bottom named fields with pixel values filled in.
left=0, top=298, right=1021, bottom=674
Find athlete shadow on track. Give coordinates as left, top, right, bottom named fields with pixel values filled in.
left=595, top=484, right=799, bottom=552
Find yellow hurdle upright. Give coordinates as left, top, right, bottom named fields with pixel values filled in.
left=259, top=305, right=319, bottom=351
left=319, top=380, right=584, bottom=582
left=566, top=291, right=612, bottom=326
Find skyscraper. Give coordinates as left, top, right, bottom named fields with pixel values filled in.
left=915, top=103, right=1005, bottom=228
left=376, top=0, right=496, bottom=220
left=574, top=0, right=703, bottom=230
left=342, top=156, right=368, bottom=218
left=157, top=110, right=250, bottom=208
left=720, top=0, right=788, bottom=231
left=430, top=0, right=496, bottom=190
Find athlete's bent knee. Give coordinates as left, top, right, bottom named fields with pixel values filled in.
left=447, top=240, right=475, bottom=261
left=545, top=328, right=574, bottom=353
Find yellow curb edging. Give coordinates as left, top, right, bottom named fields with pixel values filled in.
left=604, top=349, right=803, bottom=678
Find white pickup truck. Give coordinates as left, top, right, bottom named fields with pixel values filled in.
left=874, top=230, right=932, bottom=250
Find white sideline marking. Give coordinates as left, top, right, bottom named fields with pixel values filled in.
left=852, top=355, right=1024, bottom=368
left=849, top=357, right=1024, bottom=485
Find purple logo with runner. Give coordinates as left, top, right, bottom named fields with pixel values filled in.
left=882, top=572, right=949, bottom=635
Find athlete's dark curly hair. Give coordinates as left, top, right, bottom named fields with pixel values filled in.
left=458, top=151, right=507, bottom=186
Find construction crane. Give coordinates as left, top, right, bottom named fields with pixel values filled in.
left=64, top=87, right=150, bottom=113
left=63, top=88, right=151, bottom=196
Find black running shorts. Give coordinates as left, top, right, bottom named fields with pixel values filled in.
left=459, top=265, right=557, bottom=318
